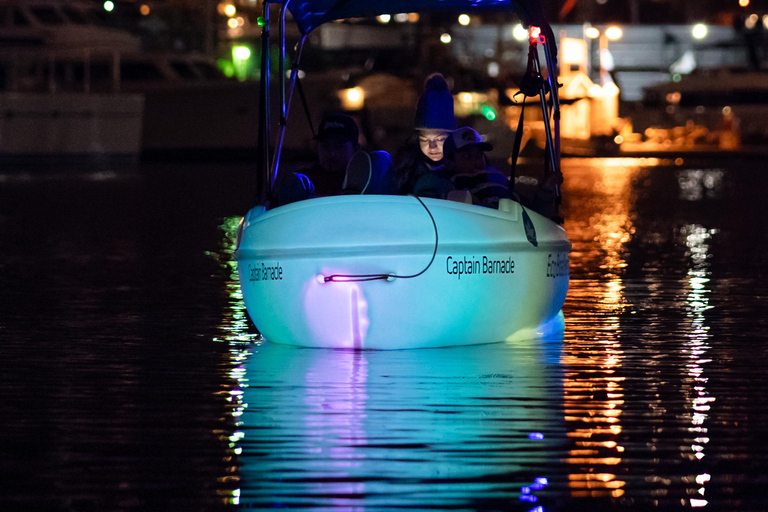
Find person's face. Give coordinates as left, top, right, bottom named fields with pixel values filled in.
left=418, top=129, right=451, bottom=162
left=317, top=137, right=356, bottom=173
left=453, top=145, right=486, bottom=174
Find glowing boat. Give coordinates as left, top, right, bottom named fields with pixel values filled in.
left=234, top=0, right=570, bottom=349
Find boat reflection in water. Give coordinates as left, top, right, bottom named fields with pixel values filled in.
left=235, top=334, right=565, bottom=509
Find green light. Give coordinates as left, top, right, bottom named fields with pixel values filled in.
left=481, top=105, right=496, bottom=121
left=257, top=17, right=265, bottom=27
left=217, top=59, right=235, bottom=78
left=233, top=45, right=251, bottom=61
left=103, top=1, right=114, bottom=12
left=672, top=73, right=682, bottom=83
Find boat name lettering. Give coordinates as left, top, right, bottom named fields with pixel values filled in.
left=546, top=253, right=569, bottom=278
left=446, top=256, right=515, bottom=279
left=248, top=262, right=283, bottom=282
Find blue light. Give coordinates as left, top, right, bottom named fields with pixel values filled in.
left=528, top=432, right=545, bottom=440
left=520, top=495, right=538, bottom=502
left=528, top=507, right=545, bottom=512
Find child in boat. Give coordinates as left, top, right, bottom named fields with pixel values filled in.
left=272, top=113, right=394, bottom=207
left=442, top=127, right=509, bottom=208
left=391, top=73, right=457, bottom=198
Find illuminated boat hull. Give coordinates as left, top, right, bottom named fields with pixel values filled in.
left=234, top=195, right=570, bottom=349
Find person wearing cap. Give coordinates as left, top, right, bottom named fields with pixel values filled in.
left=442, top=126, right=509, bottom=209
left=392, top=73, right=457, bottom=198
left=272, top=113, right=394, bottom=207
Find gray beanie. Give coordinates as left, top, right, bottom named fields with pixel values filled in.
left=413, top=73, right=456, bottom=131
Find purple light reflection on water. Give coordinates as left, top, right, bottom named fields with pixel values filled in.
left=304, top=350, right=369, bottom=509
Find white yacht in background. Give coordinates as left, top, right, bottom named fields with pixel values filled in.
left=0, top=0, right=260, bottom=158
left=0, top=1, right=144, bottom=157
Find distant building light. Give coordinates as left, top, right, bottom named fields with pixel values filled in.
left=739, top=0, right=750, bottom=6
left=692, top=23, right=708, bottom=39
left=440, top=33, right=452, bottom=44
left=103, top=1, right=114, bottom=12
left=487, top=62, right=499, bottom=77
left=227, top=18, right=239, bottom=28
left=407, top=13, right=419, bottom=22
left=224, top=4, right=236, bottom=17
left=460, top=93, right=473, bottom=103
left=339, top=87, right=364, bottom=110
left=512, top=24, right=528, bottom=41
left=458, top=14, right=470, bottom=26
left=140, top=4, right=150, bottom=15
left=233, top=45, right=251, bottom=60
left=376, top=14, right=391, bottom=23
left=605, top=26, right=623, bottom=41
left=585, top=26, right=600, bottom=39
left=394, top=13, right=408, bottom=23
left=346, top=87, right=362, bottom=103
left=763, top=14, right=768, bottom=30
left=746, top=13, right=758, bottom=29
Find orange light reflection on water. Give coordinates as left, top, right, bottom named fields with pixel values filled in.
left=559, top=158, right=645, bottom=499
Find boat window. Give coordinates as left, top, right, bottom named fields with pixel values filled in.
left=62, top=7, right=88, bottom=25
left=84, top=9, right=108, bottom=25
left=120, top=61, right=164, bottom=81
left=30, top=7, right=65, bottom=25
left=170, top=61, right=198, bottom=80
left=12, top=8, right=30, bottom=26
left=90, top=62, right=112, bottom=83
left=194, top=62, right=226, bottom=80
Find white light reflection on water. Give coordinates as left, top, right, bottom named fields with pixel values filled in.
left=211, top=215, right=263, bottom=505
left=677, top=169, right=724, bottom=202
left=681, top=223, right=717, bottom=508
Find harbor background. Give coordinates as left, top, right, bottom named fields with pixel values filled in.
left=3, top=1, right=768, bottom=510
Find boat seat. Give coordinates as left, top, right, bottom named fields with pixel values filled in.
left=343, top=149, right=394, bottom=195
left=447, top=189, right=473, bottom=204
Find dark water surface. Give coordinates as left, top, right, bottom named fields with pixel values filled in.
left=1, top=157, right=767, bottom=511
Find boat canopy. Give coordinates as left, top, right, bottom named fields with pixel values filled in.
left=287, top=0, right=551, bottom=36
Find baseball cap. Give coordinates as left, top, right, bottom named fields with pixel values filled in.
left=315, top=114, right=359, bottom=143
left=442, top=126, right=493, bottom=158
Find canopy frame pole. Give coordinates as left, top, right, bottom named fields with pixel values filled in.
left=257, top=0, right=272, bottom=206
left=542, top=35, right=562, bottom=197
left=530, top=41, right=557, bottom=182
left=269, top=1, right=300, bottom=195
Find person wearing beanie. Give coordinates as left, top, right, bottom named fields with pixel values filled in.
left=392, top=73, right=457, bottom=198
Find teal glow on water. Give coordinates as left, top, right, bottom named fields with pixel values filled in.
left=1, top=158, right=767, bottom=511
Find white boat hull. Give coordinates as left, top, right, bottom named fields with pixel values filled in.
left=234, top=195, right=570, bottom=349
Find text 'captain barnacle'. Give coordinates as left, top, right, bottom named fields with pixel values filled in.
left=446, top=256, right=515, bottom=280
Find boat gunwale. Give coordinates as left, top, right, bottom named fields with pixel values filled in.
left=234, top=239, right=571, bottom=261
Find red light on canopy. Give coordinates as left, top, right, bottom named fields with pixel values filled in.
left=529, top=25, right=545, bottom=44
